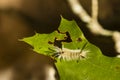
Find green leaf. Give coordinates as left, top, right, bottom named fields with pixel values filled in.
left=22, top=17, right=120, bottom=80
left=22, top=31, right=66, bottom=55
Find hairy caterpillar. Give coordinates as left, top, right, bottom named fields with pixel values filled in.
left=52, top=43, right=89, bottom=61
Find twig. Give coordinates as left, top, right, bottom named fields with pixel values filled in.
left=68, top=0, right=91, bottom=23
left=68, top=0, right=113, bottom=36
left=92, top=0, right=98, bottom=20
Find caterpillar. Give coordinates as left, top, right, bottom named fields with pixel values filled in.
left=52, top=43, right=89, bottom=61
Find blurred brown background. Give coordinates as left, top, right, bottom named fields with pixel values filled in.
left=0, top=0, right=120, bottom=80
